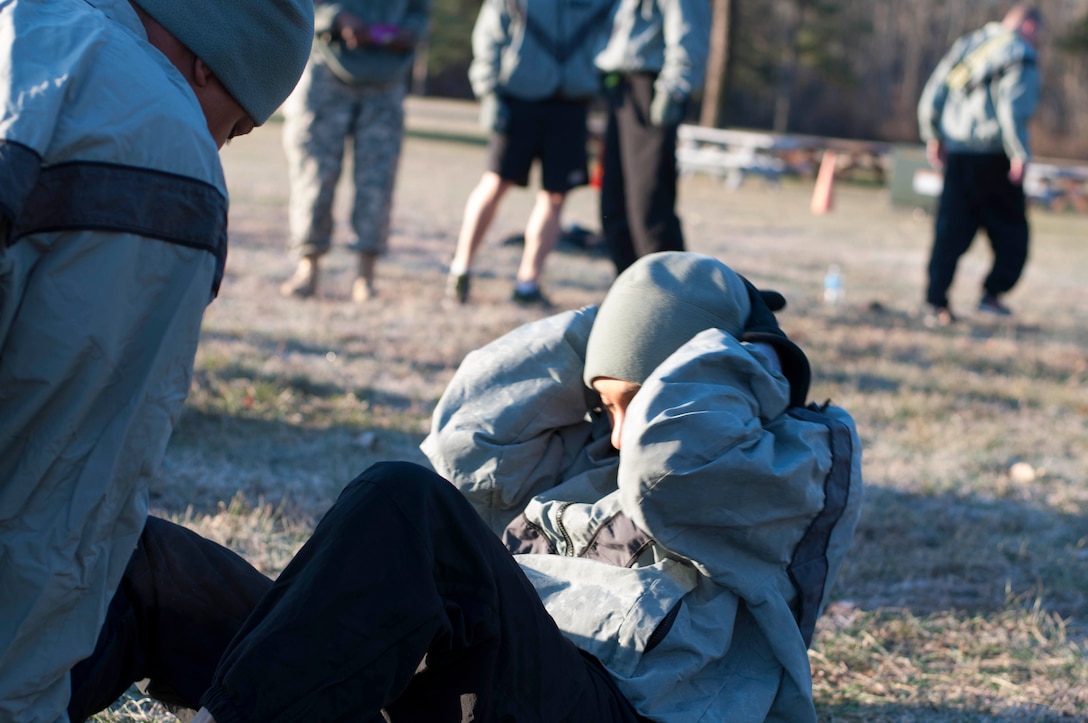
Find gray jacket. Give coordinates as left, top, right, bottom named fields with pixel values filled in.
left=469, top=0, right=616, bottom=101
left=0, top=0, right=225, bottom=717
left=918, top=21, right=1040, bottom=161
left=422, top=308, right=863, bottom=722
left=594, top=0, right=710, bottom=100
left=313, top=0, right=431, bottom=86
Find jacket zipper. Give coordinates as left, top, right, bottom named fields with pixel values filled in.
left=556, top=501, right=576, bottom=555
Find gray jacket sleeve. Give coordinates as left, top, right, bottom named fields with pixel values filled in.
left=917, top=35, right=965, bottom=144
left=617, top=330, right=848, bottom=594
left=314, top=1, right=345, bottom=36
left=468, top=0, right=509, bottom=99
left=994, top=53, right=1039, bottom=161
left=656, top=0, right=710, bottom=99
left=420, top=307, right=600, bottom=534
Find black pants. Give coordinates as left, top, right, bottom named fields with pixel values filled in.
left=68, top=517, right=273, bottom=721
left=180, top=462, right=644, bottom=723
left=600, top=72, right=685, bottom=275
left=926, top=152, right=1029, bottom=308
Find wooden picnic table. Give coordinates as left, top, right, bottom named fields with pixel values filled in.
left=676, top=125, right=892, bottom=187
left=1025, top=161, right=1088, bottom=212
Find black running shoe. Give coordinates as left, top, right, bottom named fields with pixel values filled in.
left=448, top=273, right=470, bottom=304
left=978, top=294, right=1012, bottom=317
left=511, top=286, right=554, bottom=308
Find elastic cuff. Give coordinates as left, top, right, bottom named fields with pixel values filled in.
left=200, top=687, right=248, bottom=723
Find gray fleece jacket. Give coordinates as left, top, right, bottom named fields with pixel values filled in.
left=469, top=0, right=616, bottom=101
left=595, top=0, right=710, bottom=100
left=422, top=307, right=863, bottom=722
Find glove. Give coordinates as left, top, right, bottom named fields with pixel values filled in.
left=738, top=275, right=811, bottom=408
left=478, top=93, right=511, bottom=134
left=649, top=89, right=686, bottom=127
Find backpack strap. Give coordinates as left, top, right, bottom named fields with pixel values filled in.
left=946, top=30, right=1027, bottom=94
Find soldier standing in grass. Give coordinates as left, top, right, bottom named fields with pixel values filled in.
left=280, top=0, right=431, bottom=303
left=446, top=0, right=616, bottom=307
left=0, top=0, right=312, bottom=720
left=918, top=4, right=1042, bottom=326
left=595, top=0, right=710, bottom=275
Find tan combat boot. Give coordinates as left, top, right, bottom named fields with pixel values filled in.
left=280, top=256, right=319, bottom=298
left=351, top=252, right=378, bottom=303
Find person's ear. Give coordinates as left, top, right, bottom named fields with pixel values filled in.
left=192, top=57, right=213, bottom=89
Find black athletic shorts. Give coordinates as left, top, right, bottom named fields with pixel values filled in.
left=488, top=95, right=590, bottom=192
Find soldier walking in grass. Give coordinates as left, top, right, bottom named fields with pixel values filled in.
left=918, top=4, right=1042, bottom=326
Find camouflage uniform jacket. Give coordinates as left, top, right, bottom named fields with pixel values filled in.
left=422, top=307, right=864, bottom=723
left=918, top=21, right=1040, bottom=162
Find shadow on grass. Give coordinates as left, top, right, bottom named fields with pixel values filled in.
left=837, top=484, right=1088, bottom=629
left=158, top=404, right=432, bottom=518
left=196, top=331, right=448, bottom=407
left=816, top=702, right=1068, bottom=722
left=819, top=298, right=1081, bottom=346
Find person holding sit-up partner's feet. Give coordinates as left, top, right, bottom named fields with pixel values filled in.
left=0, top=1, right=312, bottom=720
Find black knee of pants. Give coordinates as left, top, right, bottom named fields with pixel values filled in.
left=68, top=516, right=272, bottom=721
left=202, top=461, right=643, bottom=723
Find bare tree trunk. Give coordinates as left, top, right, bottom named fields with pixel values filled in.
left=699, top=0, right=732, bottom=127
left=411, top=39, right=429, bottom=96
left=772, top=1, right=803, bottom=134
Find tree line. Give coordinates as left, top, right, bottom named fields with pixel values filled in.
left=421, top=0, right=1088, bottom=160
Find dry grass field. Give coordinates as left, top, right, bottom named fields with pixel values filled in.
left=94, top=109, right=1088, bottom=722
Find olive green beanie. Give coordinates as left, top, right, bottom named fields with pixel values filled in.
left=132, top=0, right=314, bottom=124
left=584, top=252, right=752, bottom=387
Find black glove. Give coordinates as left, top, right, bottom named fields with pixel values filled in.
left=738, top=276, right=811, bottom=408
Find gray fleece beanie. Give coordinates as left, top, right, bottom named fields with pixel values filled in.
left=584, top=252, right=752, bottom=387
left=132, top=0, right=314, bottom=124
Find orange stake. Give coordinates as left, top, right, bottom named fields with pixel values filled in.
left=810, top=150, right=837, bottom=214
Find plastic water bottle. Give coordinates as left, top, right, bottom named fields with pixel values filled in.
left=823, top=264, right=843, bottom=306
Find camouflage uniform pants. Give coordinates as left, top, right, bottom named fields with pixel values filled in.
left=282, top=61, right=406, bottom=259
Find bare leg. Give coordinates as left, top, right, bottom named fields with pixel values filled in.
left=516, top=190, right=566, bottom=286
left=450, top=172, right=513, bottom=274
